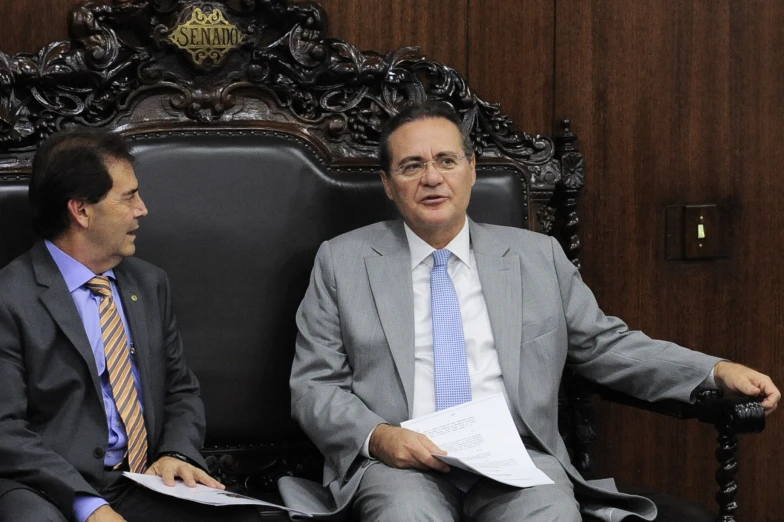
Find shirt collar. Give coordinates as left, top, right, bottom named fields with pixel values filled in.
left=403, top=218, right=471, bottom=271
left=45, top=240, right=117, bottom=292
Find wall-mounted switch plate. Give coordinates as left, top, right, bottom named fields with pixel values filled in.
left=665, top=204, right=729, bottom=260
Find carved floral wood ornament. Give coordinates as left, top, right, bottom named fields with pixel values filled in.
left=0, top=0, right=575, bottom=193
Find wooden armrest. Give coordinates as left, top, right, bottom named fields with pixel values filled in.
left=566, top=377, right=765, bottom=521
left=586, top=383, right=766, bottom=434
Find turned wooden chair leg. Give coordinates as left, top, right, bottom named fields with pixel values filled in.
left=715, top=429, right=739, bottom=522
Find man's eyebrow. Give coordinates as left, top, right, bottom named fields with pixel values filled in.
left=397, top=150, right=461, bottom=164
left=123, top=187, right=140, bottom=196
left=397, top=154, right=425, bottom=165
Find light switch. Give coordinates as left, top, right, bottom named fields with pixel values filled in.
left=665, top=204, right=729, bottom=260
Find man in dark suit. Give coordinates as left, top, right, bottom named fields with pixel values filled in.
left=0, top=129, right=260, bottom=522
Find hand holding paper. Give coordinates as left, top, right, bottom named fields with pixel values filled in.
left=401, top=394, right=554, bottom=488
left=369, top=424, right=450, bottom=472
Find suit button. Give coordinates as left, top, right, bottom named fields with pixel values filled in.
left=93, top=447, right=105, bottom=459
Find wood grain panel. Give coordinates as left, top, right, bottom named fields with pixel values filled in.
left=727, top=2, right=784, bottom=520
left=467, top=0, right=554, bottom=135
left=318, top=0, right=469, bottom=77
left=556, top=1, right=783, bottom=519
left=0, top=0, right=82, bottom=54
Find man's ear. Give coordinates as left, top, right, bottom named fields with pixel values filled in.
left=380, top=171, right=394, bottom=201
left=468, top=154, right=477, bottom=187
left=66, top=199, right=90, bottom=230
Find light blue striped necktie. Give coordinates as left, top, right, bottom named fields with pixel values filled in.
left=431, top=249, right=478, bottom=492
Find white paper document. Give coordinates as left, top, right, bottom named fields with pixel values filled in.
left=401, top=393, right=554, bottom=489
left=122, top=472, right=312, bottom=517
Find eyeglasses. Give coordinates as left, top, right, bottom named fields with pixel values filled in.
left=392, top=153, right=470, bottom=180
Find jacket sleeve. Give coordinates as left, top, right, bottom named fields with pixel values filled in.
left=0, top=299, right=102, bottom=514
left=289, top=241, right=386, bottom=482
left=550, top=237, right=721, bottom=402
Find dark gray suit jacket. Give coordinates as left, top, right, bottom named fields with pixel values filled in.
left=0, top=241, right=206, bottom=515
left=281, top=219, right=721, bottom=521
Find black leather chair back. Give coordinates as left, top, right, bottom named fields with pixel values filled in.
left=0, top=178, right=35, bottom=268
left=0, top=130, right=529, bottom=447
left=0, top=130, right=528, bottom=447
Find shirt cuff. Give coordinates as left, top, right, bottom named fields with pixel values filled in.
left=702, top=368, right=717, bottom=389
left=73, top=495, right=108, bottom=522
left=361, top=425, right=382, bottom=459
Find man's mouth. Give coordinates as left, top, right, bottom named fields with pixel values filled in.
left=421, top=195, right=447, bottom=205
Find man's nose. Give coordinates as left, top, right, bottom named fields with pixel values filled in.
left=136, top=195, right=148, bottom=217
left=420, top=161, right=444, bottom=185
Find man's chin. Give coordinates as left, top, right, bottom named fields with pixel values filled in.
left=416, top=212, right=463, bottom=230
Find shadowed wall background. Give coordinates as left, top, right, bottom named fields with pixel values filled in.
left=1, top=0, right=781, bottom=519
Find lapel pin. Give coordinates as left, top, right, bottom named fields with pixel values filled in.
left=131, top=295, right=138, bottom=302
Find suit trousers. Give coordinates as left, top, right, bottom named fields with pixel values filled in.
left=350, top=448, right=581, bottom=522
left=0, top=475, right=262, bottom=522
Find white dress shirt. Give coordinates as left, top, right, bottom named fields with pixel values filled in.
left=362, top=218, right=510, bottom=456
left=406, top=219, right=510, bottom=418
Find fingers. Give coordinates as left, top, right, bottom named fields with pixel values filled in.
left=715, top=362, right=780, bottom=409
left=192, top=467, right=225, bottom=489
left=177, top=465, right=197, bottom=487
left=370, top=425, right=451, bottom=472
left=160, top=465, right=178, bottom=487
left=148, top=457, right=223, bottom=488
left=416, top=434, right=450, bottom=472
left=757, top=378, right=781, bottom=415
left=737, top=378, right=763, bottom=397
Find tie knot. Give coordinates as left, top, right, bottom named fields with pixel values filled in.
left=432, top=249, right=452, bottom=268
left=85, top=276, right=113, bottom=298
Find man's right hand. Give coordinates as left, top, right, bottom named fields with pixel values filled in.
left=86, top=505, right=126, bottom=522
left=368, top=424, right=450, bottom=472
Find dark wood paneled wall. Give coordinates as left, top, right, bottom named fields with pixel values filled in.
left=556, top=2, right=784, bottom=519
left=1, top=1, right=781, bottom=520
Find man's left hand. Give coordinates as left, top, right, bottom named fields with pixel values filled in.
left=145, top=456, right=225, bottom=489
left=714, top=361, right=780, bottom=415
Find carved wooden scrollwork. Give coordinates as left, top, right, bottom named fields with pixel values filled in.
left=565, top=373, right=598, bottom=477
left=552, top=119, right=583, bottom=270
left=203, top=441, right=321, bottom=495
left=0, top=0, right=557, bottom=180
left=715, top=430, right=740, bottom=522
left=536, top=204, right=556, bottom=234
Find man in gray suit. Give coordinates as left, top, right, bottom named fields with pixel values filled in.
left=284, top=102, right=779, bottom=521
left=0, top=129, right=261, bottom=522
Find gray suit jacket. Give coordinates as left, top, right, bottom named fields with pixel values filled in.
left=282, top=219, right=721, bottom=521
left=0, top=241, right=207, bottom=515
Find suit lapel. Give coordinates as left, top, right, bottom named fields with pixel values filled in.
left=470, top=222, right=526, bottom=423
left=32, top=242, right=103, bottom=402
left=365, top=222, right=416, bottom=416
left=114, top=265, right=156, bottom=438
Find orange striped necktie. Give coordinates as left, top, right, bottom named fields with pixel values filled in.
left=86, top=276, right=148, bottom=474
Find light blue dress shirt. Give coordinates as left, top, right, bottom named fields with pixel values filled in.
left=45, top=241, right=144, bottom=522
